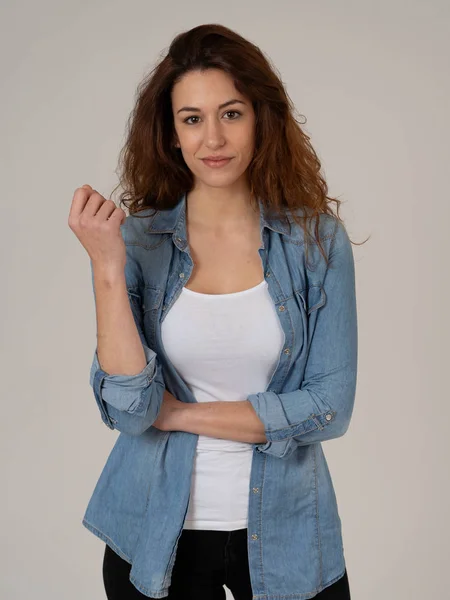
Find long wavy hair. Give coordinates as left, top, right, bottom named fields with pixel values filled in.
left=110, top=23, right=369, bottom=266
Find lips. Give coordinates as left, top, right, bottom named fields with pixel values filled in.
left=203, top=156, right=231, bottom=160
left=202, top=157, right=233, bottom=168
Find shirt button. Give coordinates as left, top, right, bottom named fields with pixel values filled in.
left=265, top=271, right=271, bottom=277
left=176, top=237, right=182, bottom=242
left=179, top=273, right=185, bottom=279
left=252, top=487, right=259, bottom=493
left=251, top=534, right=258, bottom=540
left=284, top=348, right=290, bottom=354
left=162, top=305, right=166, bottom=311
left=325, top=413, right=333, bottom=421
left=279, top=305, right=285, bottom=312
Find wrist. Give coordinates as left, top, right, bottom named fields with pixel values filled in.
left=92, top=263, right=125, bottom=286
left=172, top=401, right=195, bottom=433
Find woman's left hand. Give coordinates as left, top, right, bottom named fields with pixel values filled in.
left=152, top=389, right=185, bottom=431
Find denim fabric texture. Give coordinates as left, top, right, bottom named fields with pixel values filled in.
left=82, top=191, right=358, bottom=599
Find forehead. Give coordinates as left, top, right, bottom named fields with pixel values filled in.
left=171, top=69, right=244, bottom=106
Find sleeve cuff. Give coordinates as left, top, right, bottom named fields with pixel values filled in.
left=90, top=344, right=158, bottom=414
left=247, top=390, right=335, bottom=442
left=251, top=438, right=299, bottom=459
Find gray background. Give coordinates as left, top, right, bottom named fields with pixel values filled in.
left=2, top=1, right=449, bottom=598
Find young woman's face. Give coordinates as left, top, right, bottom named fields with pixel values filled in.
left=171, top=69, right=256, bottom=188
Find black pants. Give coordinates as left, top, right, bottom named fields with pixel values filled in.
left=103, top=528, right=351, bottom=599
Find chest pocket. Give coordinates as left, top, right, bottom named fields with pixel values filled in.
left=142, top=285, right=164, bottom=345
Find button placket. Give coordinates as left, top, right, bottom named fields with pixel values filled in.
left=278, top=304, right=291, bottom=356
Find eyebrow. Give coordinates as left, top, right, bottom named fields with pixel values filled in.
left=176, top=98, right=247, bottom=114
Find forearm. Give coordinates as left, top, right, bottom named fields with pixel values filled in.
left=92, top=265, right=147, bottom=375
left=175, top=401, right=268, bottom=444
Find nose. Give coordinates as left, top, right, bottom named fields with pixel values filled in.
left=203, top=117, right=226, bottom=149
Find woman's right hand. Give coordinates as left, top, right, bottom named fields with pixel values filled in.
left=68, top=184, right=127, bottom=275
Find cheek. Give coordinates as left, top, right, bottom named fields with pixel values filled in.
left=180, top=136, right=199, bottom=152
left=239, top=140, right=255, bottom=161
left=237, top=126, right=255, bottom=153
left=178, top=127, right=201, bottom=147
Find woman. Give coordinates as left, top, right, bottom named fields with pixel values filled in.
left=69, top=23, right=364, bottom=600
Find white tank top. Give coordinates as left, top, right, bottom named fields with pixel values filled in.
left=161, top=278, right=285, bottom=531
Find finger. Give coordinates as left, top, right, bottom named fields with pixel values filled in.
left=81, top=189, right=108, bottom=218
left=108, top=206, right=126, bottom=226
left=69, top=185, right=96, bottom=221
left=95, top=199, right=121, bottom=222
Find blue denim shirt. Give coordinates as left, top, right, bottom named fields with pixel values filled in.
left=82, top=191, right=358, bottom=599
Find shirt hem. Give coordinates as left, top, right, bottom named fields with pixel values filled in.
left=81, top=518, right=171, bottom=598
left=82, top=517, right=347, bottom=599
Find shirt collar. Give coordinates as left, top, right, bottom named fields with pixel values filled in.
left=145, top=191, right=292, bottom=241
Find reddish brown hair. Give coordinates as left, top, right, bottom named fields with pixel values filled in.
left=110, top=23, right=368, bottom=265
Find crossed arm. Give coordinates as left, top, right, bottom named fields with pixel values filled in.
left=157, top=394, right=268, bottom=444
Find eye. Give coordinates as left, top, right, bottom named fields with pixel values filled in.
left=183, top=115, right=200, bottom=125
left=224, top=110, right=241, bottom=120
left=183, top=110, right=242, bottom=125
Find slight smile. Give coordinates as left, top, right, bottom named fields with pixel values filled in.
left=201, top=157, right=233, bottom=168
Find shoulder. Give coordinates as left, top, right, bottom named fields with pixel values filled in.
left=286, top=210, right=353, bottom=277
left=286, top=208, right=343, bottom=246
left=119, top=208, right=159, bottom=246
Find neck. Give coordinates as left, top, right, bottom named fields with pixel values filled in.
left=186, top=186, right=259, bottom=233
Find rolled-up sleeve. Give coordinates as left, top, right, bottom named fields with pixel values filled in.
left=88, top=242, right=165, bottom=435
left=247, top=220, right=358, bottom=459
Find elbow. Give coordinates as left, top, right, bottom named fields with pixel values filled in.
left=93, top=382, right=165, bottom=436
left=111, top=412, right=157, bottom=437
left=291, top=414, right=352, bottom=448
left=294, top=389, right=356, bottom=447
left=320, top=369, right=357, bottom=436
left=323, top=413, right=352, bottom=440
left=90, top=360, right=166, bottom=435
left=321, top=384, right=356, bottom=439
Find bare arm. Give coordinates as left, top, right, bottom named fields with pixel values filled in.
left=92, top=265, right=147, bottom=376
left=69, top=184, right=165, bottom=434
left=173, top=400, right=268, bottom=444
left=88, top=256, right=166, bottom=434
